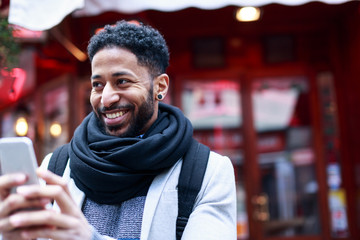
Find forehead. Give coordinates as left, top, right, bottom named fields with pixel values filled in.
left=91, top=47, right=152, bottom=80
left=92, top=47, right=137, bottom=64
left=91, top=47, right=140, bottom=72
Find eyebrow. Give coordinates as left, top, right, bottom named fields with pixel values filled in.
left=91, top=71, right=134, bottom=80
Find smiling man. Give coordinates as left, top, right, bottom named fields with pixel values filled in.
left=0, top=20, right=237, bottom=240
left=90, top=47, right=161, bottom=137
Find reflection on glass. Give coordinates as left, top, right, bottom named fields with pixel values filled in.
left=182, top=80, right=241, bottom=129
left=252, top=76, right=320, bottom=236
left=182, top=79, right=248, bottom=239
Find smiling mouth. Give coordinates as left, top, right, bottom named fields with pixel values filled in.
left=105, top=110, right=129, bottom=119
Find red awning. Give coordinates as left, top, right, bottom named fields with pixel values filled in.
left=8, top=0, right=352, bottom=31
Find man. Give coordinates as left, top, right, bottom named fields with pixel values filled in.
left=0, top=20, right=236, bottom=239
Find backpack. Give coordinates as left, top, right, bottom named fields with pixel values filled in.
left=48, top=138, right=210, bottom=240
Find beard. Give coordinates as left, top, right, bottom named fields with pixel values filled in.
left=95, top=88, right=155, bottom=137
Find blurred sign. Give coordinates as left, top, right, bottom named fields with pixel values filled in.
left=327, top=163, right=342, bottom=190
left=0, top=49, right=35, bottom=109
left=0, top=67, right=27, bottom=104
left=257, top=133, right=285, bottom=153
left=329, top=189, right=349, bottom=238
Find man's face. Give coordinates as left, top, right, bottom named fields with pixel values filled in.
left=90, top=47, right=158, bottom=137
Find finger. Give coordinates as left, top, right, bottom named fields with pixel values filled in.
left=17, top=226, right=57, bottom=240
left=0, top=194, right=50, bottom=218
left=17, top=220, right=92, bottom=240
left=0, top=216, right=15, bottom=232
left=2, top=229, right=28, bottom=240
left=20, top=228, right=71, bottom=240
left=16, top=185, right=77, bottom=215
left=18, top=226, right=70, bottom=240
left=0, top=216, right=26, bottom=233
left=0, top=173, right=27, bottom=199
left=36, top=169, right=71, bottom=195
left=0, top=198, right=50, bottom=233
left=9, top=209, right=77, bottom=229
left=2, top=223, right=56, bottom=239
left=0, top=173, right=27, bottom=187
left=36, top=169, right=66, bottom=186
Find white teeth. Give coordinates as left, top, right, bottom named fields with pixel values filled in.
left=106, top=111, right=124, bottom=119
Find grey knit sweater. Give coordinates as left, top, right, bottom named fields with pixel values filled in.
left=83, top=196, right=146, bottom=240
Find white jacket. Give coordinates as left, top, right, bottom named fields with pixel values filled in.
left=39, top=151, right=237, bottom=240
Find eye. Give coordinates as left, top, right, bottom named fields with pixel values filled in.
left=92, top=81, right=104, bottom=90
left=117, top=79, right=130, bottom=85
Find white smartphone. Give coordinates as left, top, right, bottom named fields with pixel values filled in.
left=0, top=137, right=40, bottom=193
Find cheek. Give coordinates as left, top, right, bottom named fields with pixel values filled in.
left=127, top=89, right=150, bottom=104
left=90, top=92, right=100, bottom=109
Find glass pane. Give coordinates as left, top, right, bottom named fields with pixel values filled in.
left=252, top=76, right=321, bottom=237
left=182, top=80, right=241, bottom=129
left=182, top=79, right=248, bottom=239
left=43, top=80, right=69, bottom=158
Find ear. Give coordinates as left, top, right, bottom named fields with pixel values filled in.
left=153, top=73, right=169, bottom=101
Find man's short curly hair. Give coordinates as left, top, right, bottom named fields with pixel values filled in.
left=87, top=20, right=169, bottom=77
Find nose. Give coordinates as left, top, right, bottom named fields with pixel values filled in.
left=101, top=83, right=120, bottom=107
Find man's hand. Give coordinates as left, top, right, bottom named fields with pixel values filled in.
left=0, top=172, right=49, bottom=239
left=0, top=170, right=93, bottom=240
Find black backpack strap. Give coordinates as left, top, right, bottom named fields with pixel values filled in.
left=176, top=139, right=210, bottom=240
left=48, top=143, right=69, bottom=176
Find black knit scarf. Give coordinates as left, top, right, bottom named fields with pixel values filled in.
left=69, top=103, right=193, bottom=204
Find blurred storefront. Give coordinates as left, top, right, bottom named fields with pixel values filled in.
left=1, top=0, right=360, bottom=239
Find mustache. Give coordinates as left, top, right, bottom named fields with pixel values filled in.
left=98, top=104, right=134, bottom=113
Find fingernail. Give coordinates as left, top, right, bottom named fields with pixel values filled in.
left=14, top=174, right=26, bottom=183
left=9, top=215, right=22, bottom=226
left=16, top=186, right=31, bottom=195
left=36, top=168, right=48, bottom=177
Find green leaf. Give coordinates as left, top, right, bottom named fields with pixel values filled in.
left=0, top=16, right=20, bottom=71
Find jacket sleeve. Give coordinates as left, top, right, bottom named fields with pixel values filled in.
left=181, top=151, right=237, bottom=240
